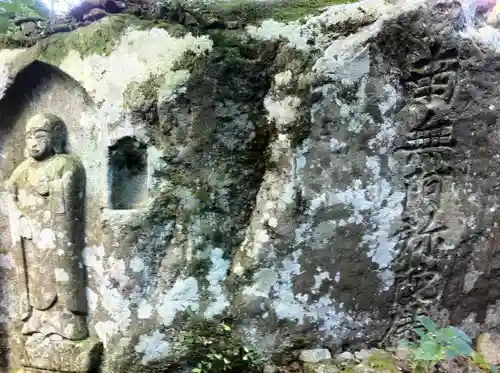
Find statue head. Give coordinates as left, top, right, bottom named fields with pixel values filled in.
left=25, top=113, right=67, bottom=161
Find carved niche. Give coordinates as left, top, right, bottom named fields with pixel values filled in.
left=107, top=136, right=149, bottom=210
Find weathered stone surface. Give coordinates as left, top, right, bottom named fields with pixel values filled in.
left=303, top=361, right=341, bottom=373
left=335, top=352, right=356, bottom=363
left=2, top=0, right=500, bottom=371
left=299, top=349, right=332, bottom=363
left=21, top=335, right=102, bottom=372
left=476, top=332, right=500, bottom=365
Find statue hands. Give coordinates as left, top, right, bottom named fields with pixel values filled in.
left=19, top=217, right=32, bottom=239
left=33, top=183, right=50, bottom=196
left=31, top=174, right=50, bottom=196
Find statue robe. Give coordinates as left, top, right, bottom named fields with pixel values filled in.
left=6, top=153, right=88, bottom=340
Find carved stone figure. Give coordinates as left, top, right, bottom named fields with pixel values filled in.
left=6, top=113, right=88, bottom=341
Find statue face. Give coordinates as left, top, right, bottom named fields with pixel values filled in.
left=26, top=130, right=53, bottom=161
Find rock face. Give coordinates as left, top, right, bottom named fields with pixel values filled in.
left=1, top=0, right=500, bottom=371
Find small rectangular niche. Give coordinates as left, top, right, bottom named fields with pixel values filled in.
left=108, top=136, right=148, bottom=210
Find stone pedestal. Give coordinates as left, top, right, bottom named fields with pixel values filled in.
left=18, top=334, right=102, bottom=373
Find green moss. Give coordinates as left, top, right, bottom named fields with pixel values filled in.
left=264, top=0, right=358, bottom=22
left=366, top=351, right=399, bottom=373
left=172, top=49, right=204, bottom=72
left=153, top=21, right=187, bottom=38
left=34, top=15, right=131, bottom=64
left=186, top=257, right=211, bottom=288
left=34, top=15, right=184, bottom=65
left=196, top=0, right=357, bottom=25
left=0, top=31, right=28, bottom=48
left=123, top=75, right=160, bottom=113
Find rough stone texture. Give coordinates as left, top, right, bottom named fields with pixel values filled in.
left=20, top=335, right=102, bottom=372
left=2, top=0, right=500, bottom=371
left=476, top=332, right=500, bottom=365
left=299, top=349, right=332, bottom=363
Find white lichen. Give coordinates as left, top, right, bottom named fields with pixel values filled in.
left=0, top=48, right=26, bottom=98
left=246, top=19, right=311, bottom=51
left=264, top=95, right=301, bottom=130
left=156, top=276, right=199, bottom=327
left=135, top=330, right=170, bottom=364
left=59, top=28, right=212, bottom=106
left=204, top=248, right=230, bottom=318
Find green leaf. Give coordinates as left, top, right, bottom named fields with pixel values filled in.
left=418, top=317, right=438, bottom=333
left=192, top=368, right=201, bottom=373
left=418, top=333, right=432, bottom=345
left=449, top=338, right=474, bottom=357
left=492, top=364, right=499, bottom=373
left=413, top=328, right=427, bottom=339
left=446, top=326, right=472, bottom=344
left=401, top=339, right=418, bottom=347
left=444, top=348, right=460, bottom=361
left=414, top=339, right=442, bottom=361
left=435, top=328, right=452, bottom=345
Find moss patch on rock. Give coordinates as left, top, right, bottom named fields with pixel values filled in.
left=123, top=75, right=160, bottom=113
left=366, top=351, right=399, bottom=372
left=186, top=256, right=212, bottom=288
left=34, top=15, right=131, bottom=64
left=33, top=15, right=185, bottom=65
left=303, top=361, right=341, bottom=373
left=0, top=33, right=25, bottom=49
left=195, top=0, right=358, bottom=25
left=146, top=27, right=277, bottom=226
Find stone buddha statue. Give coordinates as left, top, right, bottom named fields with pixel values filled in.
left=6, top=113, right=88, bottom=341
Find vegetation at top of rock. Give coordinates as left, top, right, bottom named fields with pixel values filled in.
left=0, top=0, right=359, bottom=50
left=33, top=14, right=129, bottom=63
left=398, top=317, right=498, bottom=373
left=184, top=0, right=358, bottom=24
left=33, top=14, right=178, bottom=64
left=176, top=307, right=260, bottom=373
left=0, top=0, right=49, bottom=33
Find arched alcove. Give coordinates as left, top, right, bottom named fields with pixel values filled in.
left=0, top=60, right=95, bottom=180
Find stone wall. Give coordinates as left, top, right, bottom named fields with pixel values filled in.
left=1, top=0, right=500, bottom=371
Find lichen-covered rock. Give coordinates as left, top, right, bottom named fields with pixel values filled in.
left=303, top=361, right=341, bottom=373
left=476, top=332, right=500, bottom=365
left=2, top=0, right=500, bottom=371
left=300, top=349, right=333, bottom=363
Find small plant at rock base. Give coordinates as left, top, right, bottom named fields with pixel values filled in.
left=177, top=307, right=260, bottom=373
left=400, top=317, right=498, bottom=373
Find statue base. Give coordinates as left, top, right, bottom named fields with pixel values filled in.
left=19, top=334, right=102, bottom=373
